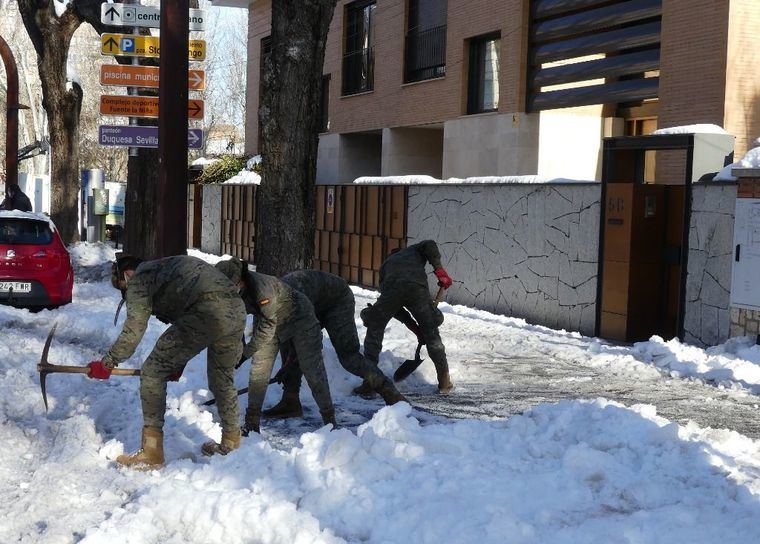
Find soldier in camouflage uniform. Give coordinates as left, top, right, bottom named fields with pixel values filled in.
left=215, top=257, right=336, bottom=435
left=86, top=255, right=246, bottom=469
left=262, top=270, right=406, bottom=419
left=359, top=240, right=454, bottom=393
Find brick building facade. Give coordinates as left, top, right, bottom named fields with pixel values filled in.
left=213, top=0, right=760, bottom=184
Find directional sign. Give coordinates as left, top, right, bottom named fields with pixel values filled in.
left=101, top=3, right=206, bottom=31
left=99, top=126, right=204, bottom=149
left=100, top=95, right=205, bottom=119
left=101, top=33, right=206, bottom=61
left=100, top=65, right=206, bottom=90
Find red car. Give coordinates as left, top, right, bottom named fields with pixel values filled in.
left=0, top=210, right=73, bottom=308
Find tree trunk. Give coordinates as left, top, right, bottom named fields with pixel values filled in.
left=255, top=0, right=337, bottom=276
left=18, top=1, right=83, bottom=243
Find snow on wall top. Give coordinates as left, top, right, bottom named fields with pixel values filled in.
left=714, top=146, right=760, bottom=181
left=353, top=175, right=596, bottom=185
left=652, top=124, right=730, bottom=135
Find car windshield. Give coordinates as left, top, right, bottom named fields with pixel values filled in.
left=0, top=219, right=53, bottom=245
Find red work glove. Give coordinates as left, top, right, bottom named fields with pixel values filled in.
left=434, top=267, right=453, bottom=289
left=87, top=361, right=112, bottom=380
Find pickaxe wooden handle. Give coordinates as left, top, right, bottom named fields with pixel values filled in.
left=37, top=324, right=140, bottom=412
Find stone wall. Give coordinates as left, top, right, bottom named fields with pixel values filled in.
left=407, top=183, right=601, bottom=335
left=683, top=183, right=736, bottom=346
left=201, top=184, right=222, bottom=256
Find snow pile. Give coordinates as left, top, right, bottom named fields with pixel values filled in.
left=714, top=146, right=760, bottom=181
left=221, top=155, right=263, bottom=185
left=191, top=157, right=220, bottom=167
left=653, top=124, right=731, bottom=135
left=223, top=170, right=262, bottom=185
left=3, top=244, right=760, bottom=541
left=631, top=335, right=760, bottom=392
left=353, top=175, right=594, bottom=185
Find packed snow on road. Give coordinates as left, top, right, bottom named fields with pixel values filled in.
left=2, top=243, right=760, bottom=543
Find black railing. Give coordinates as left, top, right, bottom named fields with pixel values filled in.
left=342, top=47, right=375, bottom=95
left=404, top=25, right=446, bottom=83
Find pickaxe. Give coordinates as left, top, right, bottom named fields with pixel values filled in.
left=37, top=324, right=140, bottom=411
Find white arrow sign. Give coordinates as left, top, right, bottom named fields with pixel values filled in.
left=101, top=3, right=206, bottom=31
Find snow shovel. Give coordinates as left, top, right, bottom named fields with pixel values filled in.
left=393, top=286, right=445, bottom=382
left=37, top=323, right=140, bottom=412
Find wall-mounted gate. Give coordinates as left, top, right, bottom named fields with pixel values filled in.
left=315, top=185, right=407, bottom=288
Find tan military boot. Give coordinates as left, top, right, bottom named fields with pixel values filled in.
left=320, top=407, right=337, bottom=428
left=116, top=426, right=165, bottom=470
left=437, top=372, right=454, bottom=393
left=262, top=392, right=303, bottom=419
left=372, top=377, right=407, bottom=406
left=201, top=428, right=241, bottom=457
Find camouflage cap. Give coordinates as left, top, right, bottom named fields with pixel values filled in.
left=215, top=257, right=244, bottom=283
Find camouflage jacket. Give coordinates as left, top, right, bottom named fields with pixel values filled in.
left=281, top=270, right=352, bottom=322
left=240, top=270, right=318, bottom=361
left=103, top=256, right=237, bottom=367
left=379, top=240, right=443, bottom=288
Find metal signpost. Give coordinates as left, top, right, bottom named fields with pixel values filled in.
left=98, top=1, right=205, bottom=257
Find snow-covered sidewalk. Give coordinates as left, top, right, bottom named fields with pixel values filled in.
left=2, top=243, right=760, bottom=543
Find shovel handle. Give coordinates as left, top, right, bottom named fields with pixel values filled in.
left=37, top=364, right=141, bottom=376
left=433, top=286, right=445, bottom=305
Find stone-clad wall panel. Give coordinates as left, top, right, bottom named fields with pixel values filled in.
left=407, top=184, right=601, bottom=335
left=684, top=183, right=736, bottom=346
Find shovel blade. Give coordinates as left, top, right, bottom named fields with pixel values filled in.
left=393, top=355, right=424, bottom=382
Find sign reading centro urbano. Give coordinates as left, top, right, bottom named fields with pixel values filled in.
left=99, top=126, right=204, bottom=149
left=100, top=65, right=205, bottom=90
left=101, top=33, right=206, bottom=61
left=100, top=95, right=205, bottom=119
left=101, top=3, right=206, bottom=31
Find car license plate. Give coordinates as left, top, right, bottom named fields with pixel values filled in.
left=0, top=281, right=32, bottom=293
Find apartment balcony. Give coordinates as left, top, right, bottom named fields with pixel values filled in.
left=404, top=24, right=447, bottom=84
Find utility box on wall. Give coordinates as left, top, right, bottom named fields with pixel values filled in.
left=729, top=170, right=760, bottom=338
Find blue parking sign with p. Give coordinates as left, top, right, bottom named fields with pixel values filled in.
left=121, top=38, right=135, bottom=53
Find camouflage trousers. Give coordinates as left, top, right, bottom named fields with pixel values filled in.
left=140, top=293, right=245, bottom=432
left=362, top=281, right=449, bottom=381
left=248, top=317, right=333, bottom=416
left=278, top=291, right=392, bottom=395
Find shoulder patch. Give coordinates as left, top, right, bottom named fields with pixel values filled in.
left=259, top=298, right=270, bottom=306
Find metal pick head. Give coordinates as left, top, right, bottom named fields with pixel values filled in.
left=114, top=298, right=125, bottom=326
left=38, top=323, right=58, bottom=412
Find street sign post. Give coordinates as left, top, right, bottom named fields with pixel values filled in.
left=99, top=126, right=203, bottom=149
left=101, top=33, right=206, bottom=61
left=100, top=65, right=205, bottom=90
left=100, top=95, right=204, bottom=119
left=101, top=3, right=206, bottom=31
